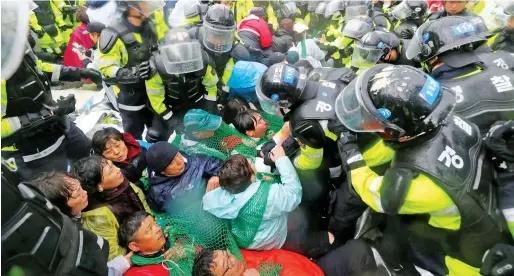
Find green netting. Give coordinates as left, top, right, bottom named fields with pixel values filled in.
left=231, top=177, right=274, bottom=248
left=257, top=262, right=283, bottom=276
left=172, top=122, right=261, bottom=161
left=145, top=201, right=243, bottom=275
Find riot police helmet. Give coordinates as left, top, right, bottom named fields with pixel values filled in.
left=157, top=29, right=204, bottom=74
left=391, top=0, right=428, bottom=20
left=406, top=16, right=488, bottom=62
left=335, top=64, right=456, bottom=142
left=255, top=63, right=308, bottom=115
left=343, top=16, right=374, bottom=39
left=352, top=31, right=401, bottom=69
left=203, top=4, right=236, bottom=53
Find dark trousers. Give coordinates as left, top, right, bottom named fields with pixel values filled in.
left=117, top=90, right=153, bottom=140
left=2, top=122, right=91, bottom=181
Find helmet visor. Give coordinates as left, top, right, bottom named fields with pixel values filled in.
left=391, top=1, right=413, bottom=20
left=335, top=77, right=387, bottom=133
left=280, top=1, right=297, bottom=17
left=129, top=0, right=165, bottom=16
left=2, top=0, right=30, bottom=80
left=308, top=0, right=319, bottom=12
left=351, top=44, right=384, bottom=69
left=159, top=41, right=204, bottom=74
left=203, top=21, right=236, bottom=53
left=345, top=5, right=368, bottom=21
left=255, top=74, right=282, bottom=115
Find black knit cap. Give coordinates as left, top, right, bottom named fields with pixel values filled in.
left=146, top=141, right=179, bottom=173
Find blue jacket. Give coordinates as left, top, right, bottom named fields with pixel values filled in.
left=147, top=153, right=223, bottom=213
left=202, top=157, right=302, bottom=250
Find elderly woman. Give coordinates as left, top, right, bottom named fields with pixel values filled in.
left=92, top=127, right=151, bottom=189
left=32, top=171, right=136, bottom=274
left=72, top=155, right=151, bottom=261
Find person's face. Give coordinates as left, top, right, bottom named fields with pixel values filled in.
left=102, top=138, right=129, bottom=163
left=193, top=130, right=216, bottom=139
left=162, top=153, right=186, bottom=177
left=246, top=114, right=268, bottom=138
left=445, top=0, right=467, bottom=14
left=65, top=177, right=88, bottom=215
left=209, top=250, right=245, bottom=276
left=128, top=216, right=166, bottom=254
left=89, top=32, right=100, bottom=43
left=99, top=160, right=125, bottom=191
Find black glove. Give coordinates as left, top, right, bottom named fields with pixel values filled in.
left=61, top=24, right=74, bottom=31
left=398, top=28, right=413, bottom=39
left=484, top=121, right=514, bottom=163
left=34, top=29, right=45, bottom=38
left=216, top=86, right=230, bottom=112
left=328, top=119, right=349, bottom=138
left=326, top=46, right=339, bottom=58
left=282, top=136, right=300, bottom=156
left=338, top=137, right=363, bottom=172
left=43, top=24, right=59, bottom=37
left=53, top=94, right=76, bottom=116
left=137, top=61, right=152, bottom=80
left=260, top=140, right=277, bottom=167
left=481, top=244, right=514, bottom=276
left=79, top=68, right=103, bottom=85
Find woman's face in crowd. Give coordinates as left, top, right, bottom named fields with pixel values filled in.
left=163, top=153, right=186, bottom=177
left=65, top=177, right=88, bottom=215
left=103, top=138, right=128, bottom=163
left=99, top=160, right=125, bottom=191
left=210, top=250, right=245, bottom=276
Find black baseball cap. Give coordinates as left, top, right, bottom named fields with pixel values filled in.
left=82, top=22, right=106, bottom=34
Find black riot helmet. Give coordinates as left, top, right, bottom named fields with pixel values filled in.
left=203, top=4, right=236, bottom=53
left=335, top=64, right=456, bottom=142
left=391, top=0, right=428, bottom=20
left=255, top=63, right=308, bottom=115
left=352, top=30, right=401, bottom=69
left=406, top=16, right=488, bottom=62
left=343, top=15, right=375, bottom=39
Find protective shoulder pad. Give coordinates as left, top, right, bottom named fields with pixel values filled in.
left=380, top=167, right=418, bottom=215
left=335, top=68, right=357, bottom=84
left=188, top=27, right=201, bottom=40
left=203, top=50, right=215, bottom=69
left=99, top=27, right=120, bottom=54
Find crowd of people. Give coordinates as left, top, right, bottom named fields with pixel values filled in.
left=1, top=0, right=514, bottom=276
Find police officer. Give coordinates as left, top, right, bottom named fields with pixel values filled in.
left=189, top=4, right=237, bottom=108
left=428, top=0, right=476, bottom=21
left=351, top=30, right=416, bottom=70
left=98, top=0, right=166, bottom=140
left=183, top=1, right=210, bottom=28
left=406, top=16, right=514, bottom=133
left=1, top=2, right=109, bottom=274
left=29, top=0, right=68, bottom=60
left=2, top=34, right=101, bottom=181
left=334, top=63, right=512, bottom=276
left=390, top=0, right=428, bottom=39
left=144, top=28, right=219, bottom=142
left=339, top=16, right=376, bottom=69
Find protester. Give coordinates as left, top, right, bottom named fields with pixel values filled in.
left=145, top=141, right=223, bottom=212
left=72, top=155, right=151, bottom=261
left=63, top=6, right=94, bottom=68
left=92, top=127, right=151, bottom=188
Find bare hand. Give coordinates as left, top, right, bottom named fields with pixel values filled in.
left=124, top=251, right=134, bottom=266
left=270, top=145, right=286, bottom=162
left=243, top=268, right=260, bottom=276
left=72, top=47, right=87, bottom=61
left=261, top=175, right=273, bottom=181
left=206, top=176, right=220, bottom=192
left=320, top=34, right=327, bottom=44
left=164, top=245, right=190, bottom=261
